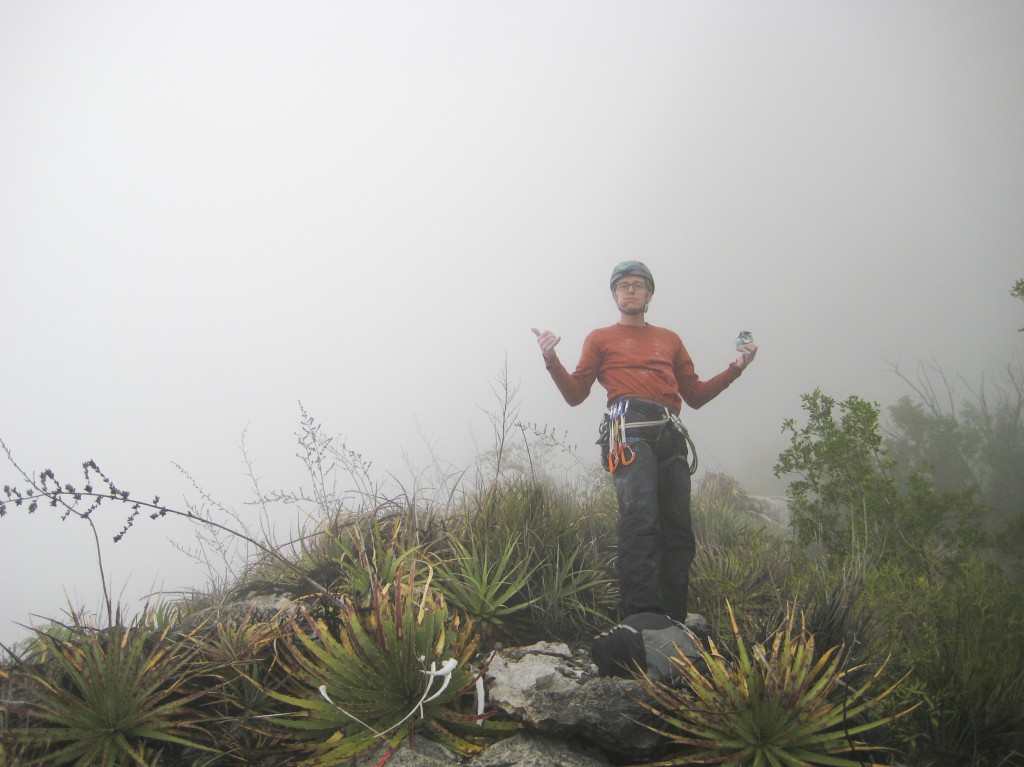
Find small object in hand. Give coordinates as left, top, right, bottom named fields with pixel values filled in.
left=735, top=330, right=754, bottom=350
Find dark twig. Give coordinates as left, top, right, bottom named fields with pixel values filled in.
left=0, top=439, right=344, bottom=612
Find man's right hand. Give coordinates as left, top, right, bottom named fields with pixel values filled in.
left=531, top=328, right=561, bottom=362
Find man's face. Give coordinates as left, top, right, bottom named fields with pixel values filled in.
left=613, top=275, right=652, bottom=314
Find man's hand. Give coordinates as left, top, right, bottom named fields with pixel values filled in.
left=531, top=327, right=561, bottom=362
left=734, top=343, right=758, bottom=371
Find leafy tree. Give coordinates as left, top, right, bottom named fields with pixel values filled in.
left=774, top=389, right=897, bottom=554
left=885, top=360, right=1024, bottom=567
left=885, top=396, right=977, bottom=493
left=775, top=389, right=988, bottom=563
left=775, top=388, right=1024, bottom=761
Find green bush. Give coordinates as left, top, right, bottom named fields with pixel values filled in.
left=689, top=473, right=794, bottom=635
left=775, top=387, right=1024, bottom=763
left=775, top=389, right=897, bottom=556
left=867, top=556, right=1024, bottom=765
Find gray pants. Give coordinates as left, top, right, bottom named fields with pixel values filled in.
left=612, top=420, right=694, bottom=622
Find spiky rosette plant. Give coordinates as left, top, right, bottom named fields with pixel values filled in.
left=269, top=563, right=516, bottom=766
left=1, top=609, right=214, bottom=766
left=638, top=602, right=917, bottom=767
left=433, top=531, right=539, bottom=639
left=187, top=613, right=296, bottom=764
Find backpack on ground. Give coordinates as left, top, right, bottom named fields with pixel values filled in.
left=591, top=612, right=703, bottom=683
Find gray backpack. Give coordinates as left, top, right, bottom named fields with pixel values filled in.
left=591, top=613, right=703, bottom=683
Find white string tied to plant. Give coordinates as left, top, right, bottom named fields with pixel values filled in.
left=417, top=657, right=459, bottom=716
left=475, top=673, right=486, bottom=725
left=316, top=657, right=460, bottom=740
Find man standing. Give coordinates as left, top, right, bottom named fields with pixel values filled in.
left=531, top=261, right=757, bottom=622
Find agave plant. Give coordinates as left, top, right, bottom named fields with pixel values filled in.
left=327, top=515, right=425, bottom=608
left=188, top=612, right=295, bottom=764
left=638, top=602, right=917, bottom=767
left=437, top=476, right=618, bottom=642
left=241, top=512, right=425, bottom=615
left=691, top=536, right=788, bottom=631
left=524, top=542, right=615, bottom=640
left=269, top=564, right=515, bottom=765
left=433, top=531, right=538, bottom=637
left=1, top=608, right=214, bottom=766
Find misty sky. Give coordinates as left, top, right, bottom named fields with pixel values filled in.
left=2, top=1, right=1022, bottom=647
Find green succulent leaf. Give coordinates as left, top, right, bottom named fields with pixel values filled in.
left=4, top=612, right=215, bottom=766
left=267, top=566, right=507, bottom=765
left=639, top=601, right=917, bottom=767
left=434, top=532, right=539, bottom=631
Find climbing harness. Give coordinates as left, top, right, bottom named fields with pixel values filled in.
left=599, top=398, right=699, bottom=475
left=666, top=408, right=699, bottom=476
left=606, top=400, right=636, bottom=472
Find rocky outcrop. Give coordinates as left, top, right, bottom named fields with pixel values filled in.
left=739, top=494, right=790, bottom=528
left=328, top=625, right=712, bottom=767
left=485, top=641, right=663, bottom=759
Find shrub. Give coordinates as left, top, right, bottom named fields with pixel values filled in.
left=774, top=389, right=896, bottom=556
left=868, top=555, right=1024, bottom=764
left=690, top=473, right=793, bottom=633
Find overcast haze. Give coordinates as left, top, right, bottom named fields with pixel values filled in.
left=2, top=1, right=1022, bottom=647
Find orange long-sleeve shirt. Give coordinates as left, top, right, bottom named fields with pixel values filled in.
left=544, top=323, right=742, bottom=412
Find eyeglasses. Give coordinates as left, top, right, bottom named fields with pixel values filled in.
left=614, top=280, right=648, bottom=293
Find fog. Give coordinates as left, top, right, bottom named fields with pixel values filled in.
left=2, top=1, right=1022, bottom=648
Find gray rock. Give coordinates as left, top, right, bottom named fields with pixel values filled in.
left=343, top=732, right=618, bottom=767
left=741, top=494, right=790, bottom=527
left=175, top=593, right=303, bottom=636
left=485, top=641, right=664, bottom=758
left=486, top=641, right=581, bottom=705
left=338, top=738, right=458, bottom=766
left=470, top=733, right=613, bottom=767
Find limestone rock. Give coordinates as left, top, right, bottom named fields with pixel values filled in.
left=485, top=641, right=664, bottom=758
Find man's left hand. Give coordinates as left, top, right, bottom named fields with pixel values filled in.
left=734, top=343, right=758, bottom=371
